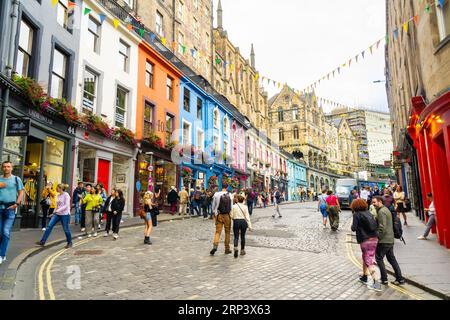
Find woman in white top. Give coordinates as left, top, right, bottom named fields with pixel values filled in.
left=230, top=194, right=253, bottom=258
left=418, top=193, right=436, bottom=240
left=394, top=185, right=407, bottom=226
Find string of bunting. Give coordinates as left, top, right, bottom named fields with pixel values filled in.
left=51, top=0, right=444, bottom=96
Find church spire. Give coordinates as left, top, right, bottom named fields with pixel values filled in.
left=217, top=0, right=223, bottom=30
left=250, top=43, right=255, bottom=69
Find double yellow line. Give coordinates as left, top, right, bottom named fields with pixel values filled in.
left=345, top=234, right=424, bottom=300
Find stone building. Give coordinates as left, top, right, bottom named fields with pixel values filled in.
left=131, top=0, right=213, bottom=83
left=385, top=0, right=450, bottom=248
left=212, top=0, right=269, bottom=134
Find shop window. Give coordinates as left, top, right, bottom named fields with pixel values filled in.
left=436, top=0, right=450, bottom=41
left=119, top=40, right=130, bottom=73
left=145, top=61, right=154, bottom=88
left=82, top=68, right=98, bottom=114
left=87, top=16, right=100, bottom=54
left=82, top=158, right=95, bottom=184
left=115, top=86, right=128, bottom=127
left=16, top=19, right=35, bottom=78
left=165, top=113, right=174, bottom=145
left=183, top=88, right=190, bottom=112
left=44, top=136, right=65, bottom=186
left=1, top=135, right=24, bottom=177
left=166, top=76, right=174, bottom=101
left=197, top=97, right=202, bottom=120
left=50, top=47, right=68, bottom=99
left=144, top=102, right=154, bottom=138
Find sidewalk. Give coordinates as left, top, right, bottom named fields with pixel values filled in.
left=392, top=211, right=450, bottom=299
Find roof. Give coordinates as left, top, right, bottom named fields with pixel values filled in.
left=268, top=93, right=279, bottom=107
left=332, top=118, right=343, bottom=128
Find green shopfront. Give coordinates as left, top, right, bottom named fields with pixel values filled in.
left=0, top=80, right=75, bottom=229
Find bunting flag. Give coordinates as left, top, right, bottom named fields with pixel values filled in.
left=139, top=28, right=145, bottom=38
left=425, top=4, right=430, bottom=13
left=84, top=8, right=92, bottom=15
left=99, top=14, right=107, bottom=25
left=413, top=14, right=419, bottom=26
left=161, top=37, right=167, bottom=46
left=393, top=29, right=399, bottom=39
left=52, top=0, right=58, bottom=7
left=127, top=24, right=133, bottom=31
left=150, top=33, right=156, bottom=42
left=181, top=45, right=186, bottom=54
left=68, top=1, right=76, bottom=9
left=172, top=41, right=177, bottom=52
left=113, top=19, right=120, bottom=29
left=403, top=21, right=409, bottom=33
left=190, top=48, right=196, bottom=57
left=438, top=0, right=444, bottom=7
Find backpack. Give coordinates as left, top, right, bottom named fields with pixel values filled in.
left=360, top=211, right=378, bottom=233
left=218, top=193, right=231, bottom=214
left=392, top=211, right=406, bottom=244
left=194, top=191, right=201, bottom=201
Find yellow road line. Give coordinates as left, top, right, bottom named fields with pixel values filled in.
left=345, top=234, right=423, bottom=300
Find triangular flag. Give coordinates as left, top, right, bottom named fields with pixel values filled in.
left=190, top=48, right=196, bottom=57
left=376, top=40, right=381, bottom=49
left=181, top=45, right=186, bottom=54
left=52, top=0, right=58, bottom=7
left=255, top=73, right=259, bottom=81
left=139, top=29, right=145, bottom=37
left=127, top=24, right=133, bottom=31
left=99, top=14, right=107, bottom=25
left=355, top=55, right=359, bottom=63
left=337, top=67, right=341, bottom=74
left=125, top=16, right=132, bottom=24
left=113, top=19, right=120, bottom=29
left=393, top=29, right=399, bottom=39
left=425, top=4, right=430, bottom=13
left=369, top=45, right=373, bottom=54
left=413, top=15, right=419, bottom=26
left=161, top=37, right=167, bottom=46
left=348, top=59, right=352, bottom=67
left=438, top=0, right=444, bottom=8
left=403, top=21, right=408, bottom=33
left=150, top=33, right=156, bottom=42
left=68, top=1, right=76, bottom=10
left=84, top=8, right=92, bottom=15
left=172, top=41, right=176, bottom=51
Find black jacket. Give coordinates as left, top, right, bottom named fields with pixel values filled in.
left=111, top=197, right=125, bottom=215
left=167, top=190, right=179, bottom=203
left=104, top=196, right=114, bottom=212
left=351, top=210, right=378, bottom=244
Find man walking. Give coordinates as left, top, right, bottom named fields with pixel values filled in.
left=246, top=188, right=255, bottom=216
left=372, top=196, right=406, bottom=286
left=178, top=187, right=189, bottom=219
left=0, top=161, right=24, bottom=265
left=210, top=182, right=233, bottom=255
left=272, top=186, right=282, bottom=219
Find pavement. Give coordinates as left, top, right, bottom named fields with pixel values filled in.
left=9, top=202, right=441, bottom=300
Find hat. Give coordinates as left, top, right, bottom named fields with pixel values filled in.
left=171, top=186, right=175, bottom=190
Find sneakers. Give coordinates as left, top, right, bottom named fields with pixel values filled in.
left=104, top=232, right=109, bottom=237
left=359, top=275, right=368, bottom=284
left=240, top=249, right=246, bottom=256
left=81, top=228, right=86, bottom=232
left=144, top=236, right=152, bottom=245
left=234, top=249, right=239, bottom=258
left=210, top=247, right=218, bottom=256
left=93, top=232, right=98, bottom=237
left=36, top=241, right=45, bottom=247
left=381, top=280, right=389, bottom=285
left=272, top=215, right=276, bottom=219
left=65, top=243, right=73, bottom=249
left=367, top=281, right=382, bottom=292
left=417, top=235, right=427, bottom=240
left=87, top=234, right=92, bottom=238
left=113, top=233, right=119, bottom=240
left=42, top=228, right=46, bottom=231
left=224, top=249, right=232, bottom=255
left=392, top=279, right=406, bottom=286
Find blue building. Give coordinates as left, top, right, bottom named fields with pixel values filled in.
left=287, top=159, right=308, bottom=200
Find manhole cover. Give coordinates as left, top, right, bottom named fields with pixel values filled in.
left=74, top=250, right=103, bottom=256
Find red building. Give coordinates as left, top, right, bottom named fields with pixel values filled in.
left=408, top=91, right=450, bottom=249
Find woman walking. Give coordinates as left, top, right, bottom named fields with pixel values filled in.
left=111, top=189, right=125, bottom=240
left=350, top=199, right=381, bottom=292
left=317, top=189, right=328, bottom=228
left=103, top=188, right=116, bottom=237
left=326, top=190, right=341, bottom=231
left=82, top=187, right=103, bottom=237
left=37, top=184, right=72, bottom=249
left=230, top=194, right=253, bottom=258
left=40, top=182, right=56, bottom=231
left=394, top=186, right=408, bottom=226
left=142, top=191, right=157, bottom=245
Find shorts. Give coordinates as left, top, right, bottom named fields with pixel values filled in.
left=146, top=211, right=158, bottom=227
left=360, top=238, right=378, bottom=268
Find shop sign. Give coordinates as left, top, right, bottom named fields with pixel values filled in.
left=6, top=118, right=30, bottom=136
left=28, top=109, right=53, bottom=125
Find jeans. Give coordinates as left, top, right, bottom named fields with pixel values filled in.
left=191, top=201, right=200, bottom=216
left=247, top=201, right=254, bottom=216
left=40, top=214, right=72, bottom=245
left=80, top=204, right=86, bottom=229
left=233, top=219, right=248, bottom=250
left=41, top=205, right=54, bottom=229
left=0, top=209, right=16, bottom=258
left=74, top=202, right=81, bottom=225
left=105, top=211, right=113, bottom=233
left=424, top=214, right=436, bottom=237
left=208, top=203, right=213, bottom=218
left=213, top=213, right=231, bottom=251
left=375, top=243, right=404, bottom=282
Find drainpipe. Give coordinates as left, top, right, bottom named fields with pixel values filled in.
left=5, top=0, right=20, bottom=79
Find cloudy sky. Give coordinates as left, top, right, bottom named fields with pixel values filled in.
left=213, top=0, right=388, bottom=113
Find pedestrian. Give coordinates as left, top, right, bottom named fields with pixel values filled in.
left=381, top=189, right=395, bottom=213
left=326, top=190, right=341, bottom=231
left=0, top=161, right=24, bottom=265
left=193, top=187, right=202, bottom=216
left=257, top=192, right=263, bottom=208
left=37, top=184, right=72, bottom=249
left=373, top=185, right=381, bottom=197
left=230, top=194, right=253, bottom=258
left=350, top=199, right=381, bottom=292
left=206, top=189, right=214, bottom=219
left=210, top=182, right=233, bottom=256
left=178, top=186, right=189, bottom=219
left=360, top=186, right=370, bottom=205
left=271, top=186, right=282, bottom=219
left=103, top=188, right=116, bottom=237
left=110, top=189, right=125, bottom=240
left=167, top=186, right=179, bottom=215
left=40, top=182, right=56, bottom=231
left=80, top=184, right=92, bottom=233
left=372, top=196, right=406, bottom=286
left=200, top=188, right=209, bottom=220
left=261, top=190, right=267, bottom=208
left=394, top=186, right=408, bottom=226
left=418, top=193, right=436, bottom=240
left=72, top=182, right=84, bottom=226
left=81, top=186, right=103, bottom=238
left=96, top=184, right=107, bottom=230
left=141, top=191, right=155, bottom=245
left=317, top=189, right=328, bottom=228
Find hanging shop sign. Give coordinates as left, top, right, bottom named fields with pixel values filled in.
left=6, top=118, right=30, bottom=136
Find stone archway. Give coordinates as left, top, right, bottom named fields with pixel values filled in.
left=315, top=176, right=319, bottom=191
left=320, top=177, right=324, bottom=190
left=325, top=179, right=329, bottom=190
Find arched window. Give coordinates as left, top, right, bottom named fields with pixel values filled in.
left=278, top=107, right=284, bottom=122
left=214, top=108, right=219, bottom=128
left=223, top=116, right=229, bottom=135
left=293, top=126, right=299, bottom=139
left=279, top=128, right=285, bottom=142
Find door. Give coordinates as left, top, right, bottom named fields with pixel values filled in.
left=97, top=159, right=110, bottom=193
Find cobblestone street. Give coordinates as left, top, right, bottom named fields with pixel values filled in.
left=27, top=203, right=438, bottom=300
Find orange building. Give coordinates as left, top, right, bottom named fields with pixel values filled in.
left=135, top=40, right=183, bottom=213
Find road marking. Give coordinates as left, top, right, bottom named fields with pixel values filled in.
left=345, top=234, right=424, bottom=300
